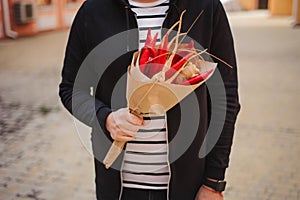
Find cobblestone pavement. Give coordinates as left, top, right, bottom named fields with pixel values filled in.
left=0, top=31, right=96, bottom=200
left=0, top=11, right=300, bottom=200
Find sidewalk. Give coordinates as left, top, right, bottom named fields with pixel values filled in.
left=0, top=11, right=300, bottom=200
left=225, top=11, right=300, bottom=200
left=0, top=30, right=96, bottom=199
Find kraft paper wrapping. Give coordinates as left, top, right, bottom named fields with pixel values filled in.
left=127, top=52, right=217, bottom=116
left=103, top=51, right=217, bottom=169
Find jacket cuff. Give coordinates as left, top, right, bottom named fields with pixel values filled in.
left=204, top=165, right=226, bottom=180
left=96, top=107, right=112, bottom=138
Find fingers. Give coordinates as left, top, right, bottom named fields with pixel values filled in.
left=116, top=114, right=141, bottom=133
left=125, top=121, right=141, bottom=132
left=115, top=109, right=143, bottom=131
left=116, top=126, right=138, bottom=137
left=128, top=113, right=144, bottom=126
left=111, top=130, right=136, bottom=142
left=110, top=125, right=138, bottom=141
left=106, top=108, right=143, bottom=142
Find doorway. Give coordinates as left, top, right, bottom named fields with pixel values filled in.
left=259, top=0, right=268, bottom=9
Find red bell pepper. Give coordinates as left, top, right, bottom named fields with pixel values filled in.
left=148, top=34, right=169, bottom=78
left=139, top=29, right=158, bottom=76
left=139, top=29, right=152, bottom=73
left=149, top=32, right=158, bottom=48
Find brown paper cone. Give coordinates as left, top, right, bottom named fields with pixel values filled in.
left=127, top=52, right=217, bottom=116
left=103, top=51, right=217, bottom=169
left=103, top=141, right=125, bottom=169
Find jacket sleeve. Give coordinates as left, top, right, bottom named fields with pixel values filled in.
left=59, top=3, right=112, bottom=134
left=204, top=0, right=241, bottom=180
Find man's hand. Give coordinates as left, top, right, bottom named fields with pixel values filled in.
left=106, top=108, right=143, bottom=142
left=195, top=186, right=224, bottom=200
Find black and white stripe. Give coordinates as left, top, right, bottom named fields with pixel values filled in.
left=122, top=116, right=170, bottom=189
left=129, top=0, right=169, bottom=49
left=122, top=0, right=170, bottom=190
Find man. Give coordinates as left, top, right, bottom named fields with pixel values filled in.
left=59, top=0, right=240, bottom=199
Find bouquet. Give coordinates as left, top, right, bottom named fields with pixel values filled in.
left=103, top=11, right=222, bottom=169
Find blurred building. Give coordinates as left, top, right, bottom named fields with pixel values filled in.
left=0, top=0, right=84, bottom=39
left=238, top=0, right=300, bottom=25
left=0, top=0, right=299, bottom=40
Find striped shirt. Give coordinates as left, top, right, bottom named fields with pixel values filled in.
left=122, top=0, right=170, bottom=190
left=130, top=0, right=169, bottom=49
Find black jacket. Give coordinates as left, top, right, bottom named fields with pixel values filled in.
left=59, top=0, right=240, bottom=199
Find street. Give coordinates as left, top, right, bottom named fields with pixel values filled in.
left=0, top=11, right=300, bottom=200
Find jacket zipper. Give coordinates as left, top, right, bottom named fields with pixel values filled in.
left=119, top=5, right=172, bottom=200
left=162, top=10, right=171, bottom=200
left=165, top=114, right=171, bottom=200
left=118, top=7, right=138, bottom=200
left=118, top=150, right=125, bottom=200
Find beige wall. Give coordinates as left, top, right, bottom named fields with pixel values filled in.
left=293, top=0, right=300, bottom=25
left=238, top=0, right=258, bottom=10
left=269, top=0, right=293, bottom=15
